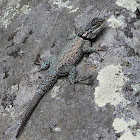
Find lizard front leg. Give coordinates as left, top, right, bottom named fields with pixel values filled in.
left=68, top=65, right=76, bottom=84
left=82, top=40, right=97, bottom=53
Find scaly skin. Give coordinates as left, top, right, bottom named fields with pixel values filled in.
left=16, top=18, right=106, bottom=139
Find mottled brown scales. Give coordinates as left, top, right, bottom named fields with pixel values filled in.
left=58, top=37, right=84, bottom=67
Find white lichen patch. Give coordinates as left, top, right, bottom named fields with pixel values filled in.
left=53, top=127, right=61, bottom=132
left=107, top=15, right=126, bottom=28
left=0, top=104, right=19, bottom=120
left=5, top=105, right=16, bottom=119
left=113, top=118, right=140, bottom=140
left=116, top=0, right=139, bottom=12
left=51, top=86, right=61, bottom=98
left=0, top=0, right=31, bottom=28
left=52, top=0, right=79, bottom=13
left=20, top=5, right=30, bottom=14
left=11, top=84, right=19, bottom=94
left=94, top=65, right=129, bottom=107
left=0, top=85, right=18, bottom=117
left=131, top=83, right=140, bottom=93
left=70, top=8, right=79, bottom=13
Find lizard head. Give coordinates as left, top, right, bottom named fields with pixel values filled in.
left=78, top=17, right=106, bottom=40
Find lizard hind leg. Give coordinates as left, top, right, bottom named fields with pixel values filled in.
left=34, top=56, right=55, bottom=74
left=40, top=56, right=55, bottom=70
left=41, top=56, right=55, bottom=70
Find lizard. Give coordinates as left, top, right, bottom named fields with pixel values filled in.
left=15, top=17, right=106, bottom=139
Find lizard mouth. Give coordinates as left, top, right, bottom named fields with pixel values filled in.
left=78, top=18, right=106, bottom=40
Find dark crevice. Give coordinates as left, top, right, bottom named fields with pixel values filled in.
left=7, top=47, right=20, bottom=58
left=7, top=31, right=17, bottom=41
left=22, top=36, right=28, bottom=44
left=3, top=70, right=9, bottom=79
left=135, top=8, right=140, bottom=19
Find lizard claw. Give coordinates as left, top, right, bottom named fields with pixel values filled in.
left=33, top=69, right=42, bottom=74
left=34, top=61, right=41, bottom=65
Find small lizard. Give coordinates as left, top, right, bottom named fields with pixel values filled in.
left=16, top=17, right=106, bottom=138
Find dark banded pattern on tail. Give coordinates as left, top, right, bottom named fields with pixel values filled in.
left=16, top=73, right=58, bottom=138
left=16, top=94, right=43, bottom=138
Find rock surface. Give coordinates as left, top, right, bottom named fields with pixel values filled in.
left=0, top=0, right=140, bottom=140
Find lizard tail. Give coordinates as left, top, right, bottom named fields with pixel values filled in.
left=16, top=74, right=58, bottom=138
left=16, top=93, right=43, bottom=138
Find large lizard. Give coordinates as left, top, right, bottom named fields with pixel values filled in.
left=16, top=17, right=106, bottom=138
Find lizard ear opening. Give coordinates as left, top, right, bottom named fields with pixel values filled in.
left=78, top=18, right=106, bottom=40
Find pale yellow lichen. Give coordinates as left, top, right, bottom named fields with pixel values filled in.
left=5, top=105, right=16, bottom=119
left=0, top=0, right=31, bottom=28
left=113, top=118, right=140, bottom=140
left=51, top=86, right=61, bottom=98
left=69, top=8, right=79, bottom=13
left=20, top=5, right=31, bottom=14
left=54, top=127, right=61, bottom=131
left=131, top=83, right=140, bottom=92
left=116, top=0, right=139, bottom=12
left=94, top=65, right=130, bottom=107
left=11, top=84, right=19, bottom=94
left=52, top=0, right=79, bottom=13
left=107, top=15, right=126, bottom=28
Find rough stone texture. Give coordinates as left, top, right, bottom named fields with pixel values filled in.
left=0, top=0, right=140, bottom=140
